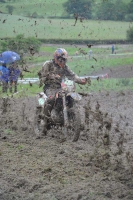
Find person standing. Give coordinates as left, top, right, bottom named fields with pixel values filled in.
left=8, top=62, right=20, bottom=93
left=112, top=44, right=115, bottom=54
left=0, top=62, right=9, bottom=93
left=88, top=49, right=92, bottom=59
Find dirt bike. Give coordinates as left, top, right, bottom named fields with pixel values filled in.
left=34, top=78, right=83, bottom=142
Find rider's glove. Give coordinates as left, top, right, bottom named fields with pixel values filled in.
left=80, top=79, right=87, bottom=85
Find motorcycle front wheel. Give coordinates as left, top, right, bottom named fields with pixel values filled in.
left=33, top=106, right=44, bottom=137
left=67, top=103, right=81, bottom=142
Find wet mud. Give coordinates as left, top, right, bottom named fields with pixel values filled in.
left=0, top=91, right=133, bottom=200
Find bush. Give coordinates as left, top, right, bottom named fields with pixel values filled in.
left=127, top=27, right=133, bottom=42
left=32, top=12, right=38, bottom=18
left=125, top=14, right=133, bottom=22
left=1, top=34, right=41, bottom=66
left=1, top=34, right=41, bottom=54
left=118, top=79, right=130, bottom=87
left=6, top=5, right=14, bottom=14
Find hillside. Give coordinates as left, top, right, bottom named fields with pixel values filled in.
left=0, top=0, right=67, bottom=18
left=0, top=0, right=132, bottom=42
left=0, top=13, right=131, bottom=41
left=0, top=0, right=131, bottom=18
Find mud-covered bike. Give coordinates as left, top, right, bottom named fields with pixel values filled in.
left=34, top=78, right=84, bottom=142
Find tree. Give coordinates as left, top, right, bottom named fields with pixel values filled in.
left=63, top=0, right=92, bottom=19
left=5, top=34, right=41, bottom=53
left=1, top=34, right=41, bottom=64
left=95, top=1, right=115, bottom=20
left=113, top=0, right=127, bottom=21
left=125, top=0, right=133, bottom=21
left=95, top=0, right=127, bottom=21
left=1, top=34, right=41, bottom=69
left=0, top=0, right=5, bottom=3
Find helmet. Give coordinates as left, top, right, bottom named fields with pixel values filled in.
left=54, top=48, right=68, bottom=67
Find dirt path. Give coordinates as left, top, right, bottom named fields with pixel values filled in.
left=0, top=91, right=133, bottom=200
left=42, top=43, right=133, bottom=49
left=91, top=64, right=133, bottom=78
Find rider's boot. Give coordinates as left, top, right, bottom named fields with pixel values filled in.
left=42, top=101, right=53, bottom=135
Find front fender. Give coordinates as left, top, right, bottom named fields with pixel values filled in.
left=67, top=92, right=82, bottom=101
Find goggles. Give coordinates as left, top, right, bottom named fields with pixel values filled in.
left=57, top=56, right=67, bottom=62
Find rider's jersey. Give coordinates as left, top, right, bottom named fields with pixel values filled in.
left=38, top=60, right=82, bottom=89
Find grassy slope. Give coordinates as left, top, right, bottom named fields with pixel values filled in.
left=24, top=55, right=133, bottom=78
left=0, top=0, right=131, bottom=41
left=13, top=44, right=133, bottom=79
left=0, top=0, right=67, bottom=17
left=0, top=13, right=131, bottom=40
left=19, top=45, right=133, bottom=94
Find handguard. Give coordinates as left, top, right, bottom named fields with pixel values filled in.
left=38, top=92, right=47, bottom=106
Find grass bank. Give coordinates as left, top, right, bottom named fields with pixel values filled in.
left=1, top=77, right=133, bottom=99
left=23, top=44, right=133, bottom=78
left=1, top=45, right=133, bottom=97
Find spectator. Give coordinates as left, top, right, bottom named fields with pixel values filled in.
left=112, top=44, right=115, bottom=54
left=8, top=62, right=21, bottom=93
left=88, top=49, right=92, bottom=59
left=75, top=51, right=79, bottom=56
left=0, top=62, right=9, bottom=93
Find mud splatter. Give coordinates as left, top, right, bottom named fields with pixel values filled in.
left=0, top=91, right=133, bottom=200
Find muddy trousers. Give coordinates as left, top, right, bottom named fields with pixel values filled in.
left=36, top=88, right=58, bottom=134
left=9, top=80, right=17, bottom=93
left=36, top=98, right=55, bottom=134
left=45, top=98, right=56, bottom=134
left=2, top=81, right=8, bottom=93
left=43, top=88, right=57, bottom=122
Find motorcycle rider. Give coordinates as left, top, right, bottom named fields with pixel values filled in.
left=37, top=48, right=87, bottom=134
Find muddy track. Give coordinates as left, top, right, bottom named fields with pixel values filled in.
left=0, top=90, right=133, bottom=200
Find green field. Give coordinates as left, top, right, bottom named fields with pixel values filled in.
left=0, top=0, right=132, bottom=41
left=1, top=77, right=133, bottom=98
left=0, top=0, right=67, bottom=17
left=23, top=44, right=133, bottom=73
left=0, top=13, right=131, bottom=41
left=24, top=54, right=133, bottom=78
